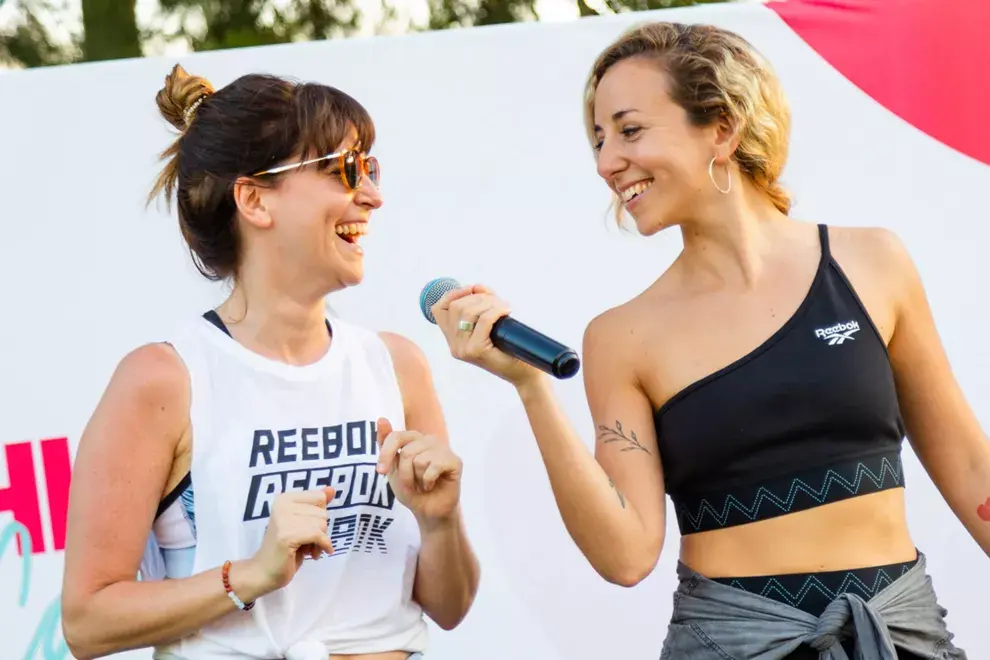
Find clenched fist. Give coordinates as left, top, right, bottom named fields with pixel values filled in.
left=376, top=418, right=462, bottom=524
left=247, top=487, right=336, bottom=593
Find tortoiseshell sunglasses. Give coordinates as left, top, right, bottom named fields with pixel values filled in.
left=253, top=149, right=380, bottom=190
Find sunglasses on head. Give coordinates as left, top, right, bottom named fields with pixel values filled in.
left=253, top=149, right=380, bottom=190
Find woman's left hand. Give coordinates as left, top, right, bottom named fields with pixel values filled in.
left=376, top=417, right=462, bottom=524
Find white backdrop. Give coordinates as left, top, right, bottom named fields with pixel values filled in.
left=1, top=2, right=988, bottom=659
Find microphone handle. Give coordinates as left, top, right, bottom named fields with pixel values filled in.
left=491, top=316, right=581, bottom=380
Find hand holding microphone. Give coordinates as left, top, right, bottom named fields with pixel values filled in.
left=420, top=277, right=580, bottom=385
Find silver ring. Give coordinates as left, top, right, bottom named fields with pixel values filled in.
left=457, top=319, right=475, bottom=332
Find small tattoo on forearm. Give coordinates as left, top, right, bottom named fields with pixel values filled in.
left=597, top=420, right=650, bottom=455
left=609, top=477, right=626, bottom=508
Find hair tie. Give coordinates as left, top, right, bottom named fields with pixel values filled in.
left=183, top=95, right=207, bottom=127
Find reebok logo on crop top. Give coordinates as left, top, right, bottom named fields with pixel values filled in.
left=815, top=320, right=860, bottom=345
left=654, top=224, right=907, bottom=535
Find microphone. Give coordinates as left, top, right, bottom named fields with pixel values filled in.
left=419, top=277, right=581, bottom=380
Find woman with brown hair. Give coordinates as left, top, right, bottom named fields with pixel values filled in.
left=60, top=64, right=479, bottom=660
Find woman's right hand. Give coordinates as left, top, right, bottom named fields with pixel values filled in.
left=245, top=487, right=336, bottom=594
left=431, top=284, right=545, bottom=388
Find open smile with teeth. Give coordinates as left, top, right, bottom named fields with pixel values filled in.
left=621, top=179, right=654, bottom=204
left=335, top=222, right=367, bottom=245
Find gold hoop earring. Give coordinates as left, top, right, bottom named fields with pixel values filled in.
left=708, top=157, right=731, bottom=194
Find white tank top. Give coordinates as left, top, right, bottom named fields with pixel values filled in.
left=141, top=313, right=428, bottom=660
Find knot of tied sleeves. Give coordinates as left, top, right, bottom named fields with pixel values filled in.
left=667, top=554, right=961, bottom=659
left=806, top=593, right=899, bottom=660
left=809, top=597, right=849, bottom=652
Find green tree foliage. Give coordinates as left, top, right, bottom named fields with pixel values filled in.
left=82, top=0, right=141, bottom=60
left=1, top=1, right=83, bottom=67
left=153, top=0, right=362, bottom=52
left=424, top=0, right=538, bottom=30
left=0, top=0, right=730, bottom=69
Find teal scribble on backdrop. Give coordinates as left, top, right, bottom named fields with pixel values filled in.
left=0, top=519, right=32, bottom=605
left=23, top=596, right=68, bottom=660
left=1, top=520, right=69, bottom=660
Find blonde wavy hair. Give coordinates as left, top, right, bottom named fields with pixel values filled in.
left=584, top=21, right=792, bottom=218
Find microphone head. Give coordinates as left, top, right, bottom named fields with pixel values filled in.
left=419, top=277, right=461, bottom=324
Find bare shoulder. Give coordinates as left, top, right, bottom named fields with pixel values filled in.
left=584, top=275, right=679, bottom=366
left=377, top=331, right=446, bottom=437
left=71, top=341, right=190, bottom=526
left=105, top=342, right=190, bottom=414
left=377, top=331, right=436, bottom=399
left=828, top=224, right=912, bottom=264
left=827, top=224, right=920, bottom=304
left=79, top=341, right=191, bottom=470
left=583, top=296, right=658, bottom=389
left=378, top=331, right=432, bottom=381
left=583, top=303, right=637, bottom=365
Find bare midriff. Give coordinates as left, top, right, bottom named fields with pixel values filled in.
left=679, top=488, right=917, bottom=578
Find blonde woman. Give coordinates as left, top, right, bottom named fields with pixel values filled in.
left=431, top=22, right=982, bottom=659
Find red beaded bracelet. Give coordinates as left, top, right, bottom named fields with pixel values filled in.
left=222, top=560, right=255, bottom=611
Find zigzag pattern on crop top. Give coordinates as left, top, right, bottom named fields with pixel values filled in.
left=653, top=224, right=907, bottom=535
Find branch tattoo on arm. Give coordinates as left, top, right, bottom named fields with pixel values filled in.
left=599, top=421, right=647, bottom=508
left=597, top=420, right=650, bottom=455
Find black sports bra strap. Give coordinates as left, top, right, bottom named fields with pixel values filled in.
left=202, top=309, right=333, bottom=337
left=202, top=309, right=230, bottom=336
left=818, top=223, right=831, bottom=259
